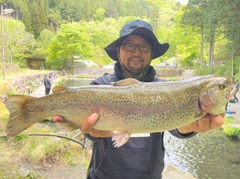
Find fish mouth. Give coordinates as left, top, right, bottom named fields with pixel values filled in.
left=228, top=86, right=237, bottom=100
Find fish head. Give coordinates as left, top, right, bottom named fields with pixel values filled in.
left=199, top=76, right=236, bottom=115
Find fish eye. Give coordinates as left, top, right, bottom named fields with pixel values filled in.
left=219, top=84, right=226, bottom=90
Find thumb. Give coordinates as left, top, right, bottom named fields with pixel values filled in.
left=81, top=113, right=99, bottom=133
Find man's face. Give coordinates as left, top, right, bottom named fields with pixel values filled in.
left=119, top=35, right=152, bottom=73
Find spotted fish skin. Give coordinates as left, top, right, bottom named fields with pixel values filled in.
left=4, top=76, right=236, bottom=147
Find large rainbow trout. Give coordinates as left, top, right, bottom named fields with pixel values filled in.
left=4, top=76, right=236, bottom=147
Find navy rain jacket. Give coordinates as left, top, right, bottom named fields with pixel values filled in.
left=85, top=63, right=196, bottom=179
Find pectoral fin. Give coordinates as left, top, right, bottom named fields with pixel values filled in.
left=111, top=131, right=130, bottom=148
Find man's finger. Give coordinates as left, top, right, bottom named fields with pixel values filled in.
left=196, top=114, right=211, bottom=132
left=81, top=113, right=99, bottom=133
left=52, top=116, right=64, bottom=122
left=209, top=114, right=224, bottom=129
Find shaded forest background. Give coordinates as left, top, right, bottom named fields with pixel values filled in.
left=0, top=0, right=240, bottom=78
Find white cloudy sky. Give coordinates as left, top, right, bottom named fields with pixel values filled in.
left=176, top=0, right=188, bottom=4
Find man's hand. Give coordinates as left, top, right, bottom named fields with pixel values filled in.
left=80, top=113, right=113, bottom=138
left=52, top=113, right=112, bottom=138
left=178, top=113, right=225, bottom=134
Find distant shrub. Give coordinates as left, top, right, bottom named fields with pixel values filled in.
left=223, top=126, right=240, bottom=138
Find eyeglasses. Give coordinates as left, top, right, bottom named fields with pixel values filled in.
left=121, top=43, right=151, bottom=52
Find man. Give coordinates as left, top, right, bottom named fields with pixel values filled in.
left=53, top=19, right=224, bottom=179
left=44, top=74, right=52, bottom=95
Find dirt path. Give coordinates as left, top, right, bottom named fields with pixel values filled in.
left=181, top=69, right=195, bottom=79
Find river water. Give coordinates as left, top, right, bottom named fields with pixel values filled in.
left=65, top=78, right=240, bottom=179
left=164, top=131, right=240, bottom=179
left=64, top=78, right=94, bottom=87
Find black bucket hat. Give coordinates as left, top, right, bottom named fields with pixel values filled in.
left=104, top=19, right=170, bottom=61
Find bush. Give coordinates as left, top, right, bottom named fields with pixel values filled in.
left=223, top=126, right=240, bottom=138
left=195, top=66, right=211, bottom=75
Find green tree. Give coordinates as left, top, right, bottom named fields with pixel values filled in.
left=27, top=0, right=48, bottom=38
left=170, top=7, right=200, bottom=68
left=0, top=18, right=35, bottom=67
left=33, top=29, right=55, bottom=59
left=48, top=23, right=93, bottom=71
left=181, top=0, right=206, bottom=69
left=218, top=0, right=240, bottom=76
left=94, top=8, right=105, bottom=21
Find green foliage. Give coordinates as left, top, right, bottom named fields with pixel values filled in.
left=8, top=127, right=83, bottom=165
left=224, top=116, right=238, bottom=126
left=0, top=18, right=35, bottom=67
left=195, top=66, right=211, bottom=76
left=180, top=0, right=240, bottom=71
left=1, top=0, right=240, bottom=74
left=7, top=89, right=16, bottom=96
left=224, top=126, right=240, bottom=138
left=79, top=18, right=126, bottom=65
left=55, top=77, right=66, bottom=86
left=28, top=171, right=36, bottom=179
left=235, top=73, right=240, bottom=82
left=94, top=8, right=106, bottom=21
left=182, top=53, right=199, bottom=68
left=222, top=116, right=240, bottom=138
left=14, top=133, right=28, bottom=142
left=48, top=23, right=93, bottom=69
left=28, top=0, right=48, bottom=38
left=33, top=29, right=55, bottom=59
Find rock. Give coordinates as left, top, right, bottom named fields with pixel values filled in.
left=227, top=154, right=240, bottom=164
left=162, top=165, right=196, bottom=179
left=19, top=167, right=30, bottom=177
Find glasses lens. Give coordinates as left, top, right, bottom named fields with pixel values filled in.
left=139, top=44, right=150, bottom=52
left=122, top=43, right=151, bottom=52
left=124, top=44, right=136, bottom=51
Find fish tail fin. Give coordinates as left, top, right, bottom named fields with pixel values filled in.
left=4, top=95, right=36, bottom=137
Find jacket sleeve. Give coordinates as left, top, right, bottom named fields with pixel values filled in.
left=168, top=129, right=197, bottom=139
left=83, top=133, right=107, bottom=142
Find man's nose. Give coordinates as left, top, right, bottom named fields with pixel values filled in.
left=132, top=46, right=141, bottom=54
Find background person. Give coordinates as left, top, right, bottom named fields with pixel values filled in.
left=233, top=78, right=239, bottom=102
left=43, top=74, right=52, bottom=95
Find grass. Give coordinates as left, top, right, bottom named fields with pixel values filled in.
left=3, top=124, right=85, bottom=164
left=1, top=69, right=51, bottom=80
left=223, top=116, right=239, bottom=125
left=223, top=125, right=240, bottom=138
left=0, top=82, right=10, bottom=123
left=0, top=69, right=90, bottom=177
left=222, top=116, right=240, bottom=138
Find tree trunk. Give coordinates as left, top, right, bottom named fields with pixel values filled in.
left=209, top=40, right=214, bottom=73
left=200, top=25, right=204, bottom=69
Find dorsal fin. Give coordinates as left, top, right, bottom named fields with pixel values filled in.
left=52, top=86, right=67, bottom=93
left=112, top=78, right=140, bottom=86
